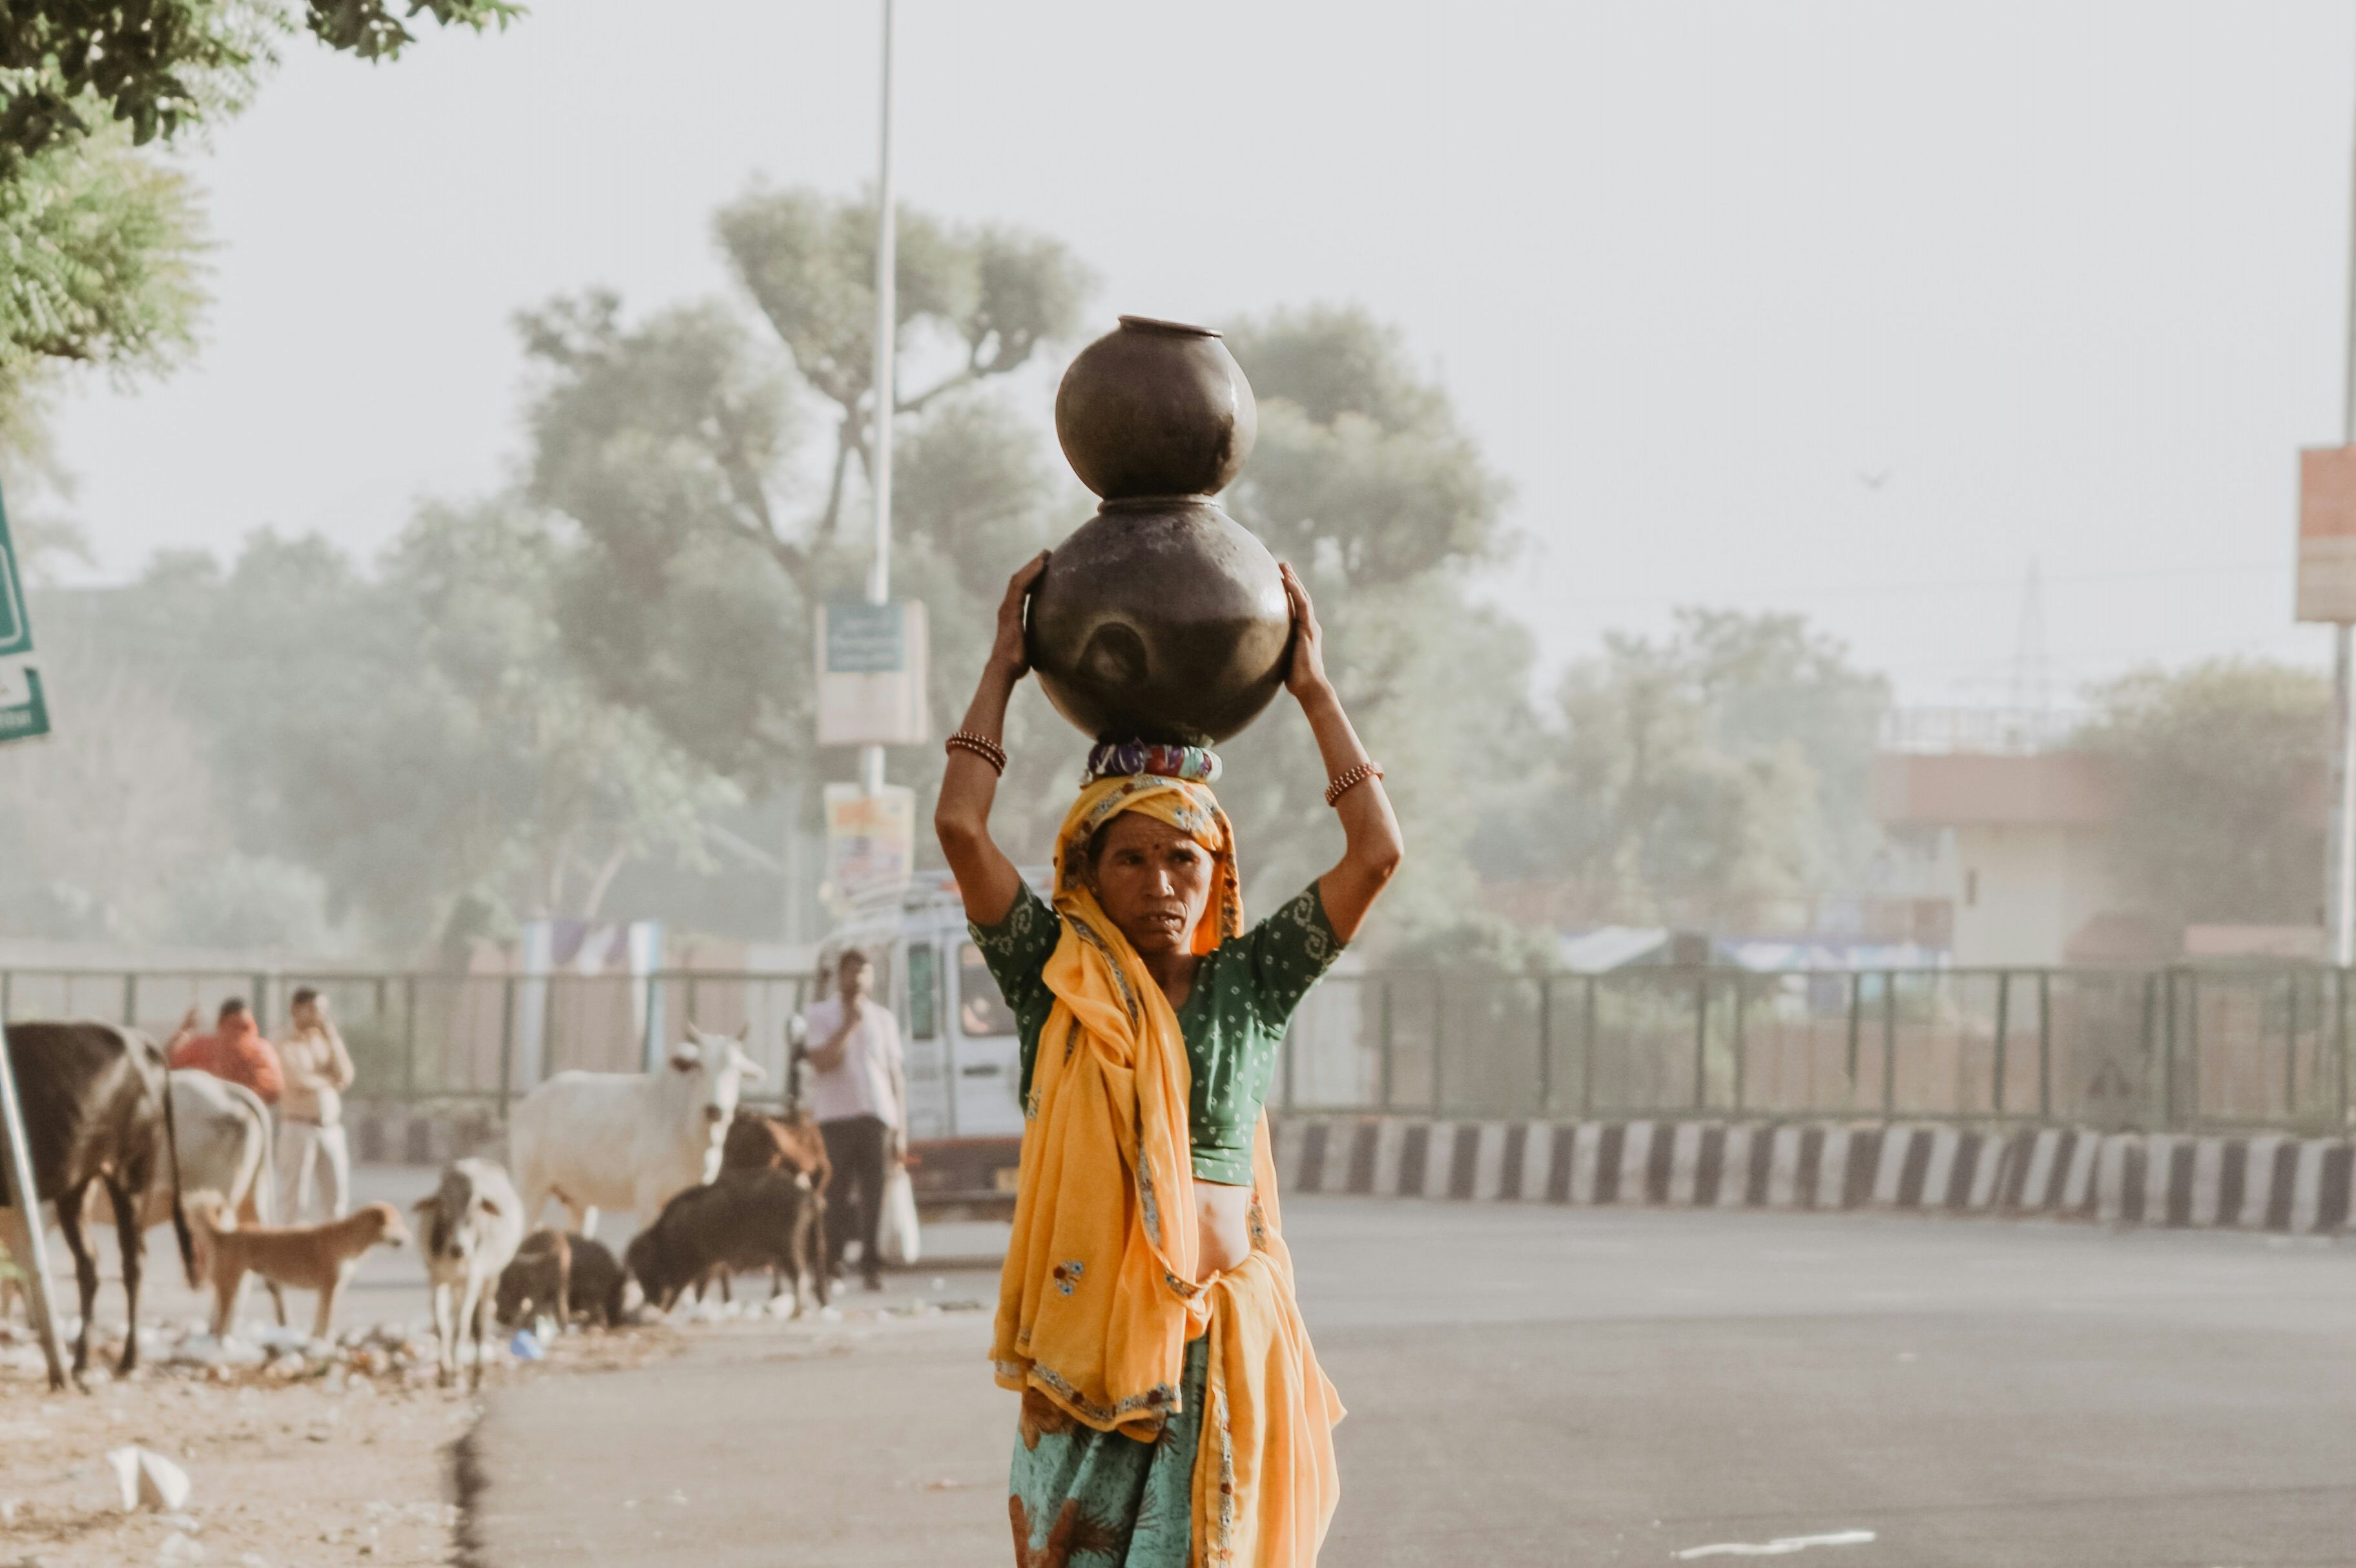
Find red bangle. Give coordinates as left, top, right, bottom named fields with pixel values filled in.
left=946, top=731, right=1008, bottom=776
left=1324, top=760, right=1383, bottom=807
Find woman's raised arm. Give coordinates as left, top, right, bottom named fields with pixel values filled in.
left=1281, top=563, right=1404, bottom=942
left=934, top=552, right=1049, bottom=926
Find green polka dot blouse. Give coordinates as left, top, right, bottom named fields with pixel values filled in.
left=969, top=882, right=1345, bottom=1185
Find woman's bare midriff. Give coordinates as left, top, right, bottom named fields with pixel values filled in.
left=1195, top=1179, right=1252, bottom=1281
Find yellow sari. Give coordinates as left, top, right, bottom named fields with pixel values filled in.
left=993, top=775, right=1344, bottom=1566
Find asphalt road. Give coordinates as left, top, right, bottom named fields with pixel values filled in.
left=461, top=1198, right=2356, bottom=1568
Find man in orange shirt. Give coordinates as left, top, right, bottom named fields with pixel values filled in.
left=167, top=998, right=284, bottom=1105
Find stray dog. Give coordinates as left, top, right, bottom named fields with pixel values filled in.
left=187, top=1191, right=409, bottom=1340
left=496, top=1228, right=627, bottom=1330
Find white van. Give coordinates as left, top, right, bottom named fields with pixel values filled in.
left=814, top=870, right=1048, bottom=1218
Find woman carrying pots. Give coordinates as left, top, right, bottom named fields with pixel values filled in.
left=936, top=551, right=1404, bottom=1567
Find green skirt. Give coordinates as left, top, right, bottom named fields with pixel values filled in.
left=1009, top=1336, right=1209, bottom=1567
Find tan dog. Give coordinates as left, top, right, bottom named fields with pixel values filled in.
left=186, top=1191, right=410, bottom=1340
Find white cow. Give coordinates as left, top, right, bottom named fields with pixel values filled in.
left=508, top=1026, right=766, bottom=1237
left=78, top=1071, right=275, bottom=1232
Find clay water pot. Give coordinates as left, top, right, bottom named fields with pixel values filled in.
left=1028, top=316, right=1290, bottom=747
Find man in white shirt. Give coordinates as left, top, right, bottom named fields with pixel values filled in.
left=800, top=948, right=907, bottom=1292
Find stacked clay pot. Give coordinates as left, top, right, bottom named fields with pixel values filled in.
left=1027, top=316, right=1291, bottom=747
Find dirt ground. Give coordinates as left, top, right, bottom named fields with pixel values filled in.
left=0, top=1170, right=1009, bottom=1567
left=0, top=1324, right=689, bottom=1568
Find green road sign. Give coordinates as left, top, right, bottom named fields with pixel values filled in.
left=0, top=483, right=49, bottom=745
left=823, top=602, right=907, bottom=674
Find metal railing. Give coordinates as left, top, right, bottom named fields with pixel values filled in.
left=1275, top=965, right=2353, bottom=1133
left=3, top=962, right=2348, bottom=1134
left=0, top=968, right=816, bottom=1120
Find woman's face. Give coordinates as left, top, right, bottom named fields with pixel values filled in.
left=1089, top=814, right=1214, bottom=957
left=291, top=998, right=321, bottom=1031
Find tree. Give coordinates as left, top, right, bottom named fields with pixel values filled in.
left=0, top=0, right=517, bottom=165
left=2080, top=660, right=2329, bottom=928
left=289, top=499, right=739, bottom=941
left=1198, top=307, right=1531, bottom=938
left=712, top=186, right=1091, bottom=561
left=2, top=395, right=97, bottom=584
left=0, top=581, right=342, bottom=953
left=516, top=189, right=1100, bottom=853
left=516, top=294, right=809, bottom=781
left=13, top=512, right=738, bottom=955
left=1479, top=609, right=1890, bottom=929
left=1226, top=305, right=1502, bottom=584
left=0, top=0, right=515, bottom=450
left=0, top=129, right=206, bottom=431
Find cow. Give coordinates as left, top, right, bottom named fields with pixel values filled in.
left=121, top=1071, right=275, bottom=1227
left=0, top=1020, right=192, bottom=1381
left=622, top=1166, right=828, bottom=1317
left=721, top=1106, right=832, bottom=1186
left=716, top=1107, right=832, bottom=1303
left=10, top=1074, right=274, bottom=1326
left=68, top=1071, right=285, bottom=1325
left=508, top=1026, right=766, bottom=1238
left=413, top=1159, right=526, bottom=1390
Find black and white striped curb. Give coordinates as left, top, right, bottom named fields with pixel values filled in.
left=1268, top=1117, right=2356, bottom=1235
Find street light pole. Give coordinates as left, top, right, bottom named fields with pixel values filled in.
left=2332, top=48, right=2356, bottom=967
left=861, top=0, right=897, bottom=800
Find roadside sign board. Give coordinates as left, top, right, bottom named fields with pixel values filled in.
left=824, top=602, right=907, bottom=672
left=0, top=484, right=49, bottom=745
left=823, top=783, right=916, bottom=906
left=2297, top=447, right=2356, bottom=623
left=815, top=600, right=929, bottom=746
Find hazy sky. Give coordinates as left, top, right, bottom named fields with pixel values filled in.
left=43, top=1, right=2356, bottom=705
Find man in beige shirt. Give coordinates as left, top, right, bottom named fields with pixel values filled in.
left=278, top=986, right=358, bottom=1221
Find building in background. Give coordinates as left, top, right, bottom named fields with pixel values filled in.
left=1870, top=739, right=2127, bottom=967
left=1867, top=706, right=2329, bottom=967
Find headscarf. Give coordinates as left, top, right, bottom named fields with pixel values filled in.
left=995, top=773, right=1343, bottom=1565
left=1052, top=772, right=1243, bottom=958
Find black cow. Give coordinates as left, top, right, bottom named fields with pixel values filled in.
left=623, top=1167, right=827, bottom=1317
left=1, top=1020, right=191, bottom=1379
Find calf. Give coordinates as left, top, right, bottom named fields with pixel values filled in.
left=623, top=1168, right=827, bottom=1317
left=186, top=1191, right=407, bottom=1340
left=509, top=1026, right=765, bottom=1237
left=495, top=1228, right=626, bottom=1330
left=413, top=1159, right=526, bottom=1390
left=1, top=1021, right=192, bottom=1379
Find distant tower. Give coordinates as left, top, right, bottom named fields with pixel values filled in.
left=2000, top=557, right=2053, bottom=753
left=2009, top=556, right=2050, bottom=722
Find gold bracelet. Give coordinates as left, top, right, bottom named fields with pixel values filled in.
left=1324, top=759, right=1383, bottom=807
left=946, top=731, right=1008, bottom=776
